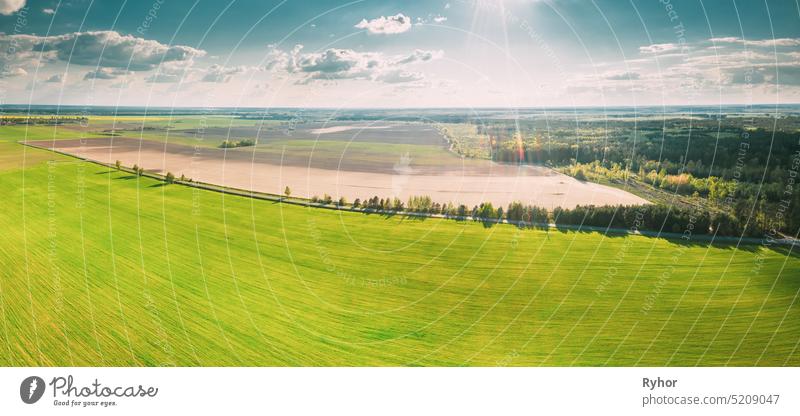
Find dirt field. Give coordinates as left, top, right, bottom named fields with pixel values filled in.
left=28, top=137, right=649, bottom=208
left=171, top=121, right=447, bottom=145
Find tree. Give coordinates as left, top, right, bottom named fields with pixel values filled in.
left=137, top=167, right=144, bottom=176
left=133, top=164, right=139, bottom=174
left=284, top=186, right=291, bottom=198
left=165, top=172, right=175, bottom=184
left=506, top=201, right=524, bottom=222
left=338, top=196, right=347, bottom=207
left=457, top=204, right=467, bottom=218
left=573, top=168, right=587, bottom=181
left=477, top=202, right=495, bottom=219
left=115, top=160, right=121, bottom=170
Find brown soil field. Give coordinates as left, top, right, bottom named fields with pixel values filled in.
left=28, top=137, right=650, bottom=209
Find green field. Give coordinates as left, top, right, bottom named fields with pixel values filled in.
left=0, top=127, right=799, bottom=366
left=6, top=118, right=465, bottom=172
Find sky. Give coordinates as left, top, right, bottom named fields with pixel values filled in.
left=0, top=0, right=799, bottom=108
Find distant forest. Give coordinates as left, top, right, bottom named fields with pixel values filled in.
left=444, top=116, right=800, bottom=238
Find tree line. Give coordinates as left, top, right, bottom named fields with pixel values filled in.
left=309, top=192, right=771, bottom=238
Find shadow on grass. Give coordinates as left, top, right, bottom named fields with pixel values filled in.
left=549, top=224, right=779, bottom=253
left=398, top=214, right=426, bottom=223
left=768, top=244, right=800, bottom=259
left=149, top=182, right=168, bottom=188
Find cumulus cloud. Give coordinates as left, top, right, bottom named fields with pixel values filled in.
left=83, top=68, right=129, bottom=80
left=265, top=45, right=442, bottom=84
left=605, top=71, right=641, bottom=81
left=619, top=36, right=800, bottom=98
left=35, top=31, right=205, bottom=71
left=376, top=70, right=424, bottom=83
left=201, top=64, right=246, bottom=83
left=393, top=49, right=443, bottom=65
left=42, top=7, right=55, bottom=15
left=639, top=43, right=680, bottom=54
left=264, top=44, right=303, bottom=72
left=710, top=37, right=800, bottom=47
left=723, top=64, right=800, bottom=86
left=680, top=38, right=800, bottom=87
left=142, top=61, right=192, bottom=83
left=144, top=73, right=180, bottom=83
left=708, top=37, right=740, bottom=43
left=0, top=0, right=25, bottom=15
left=354, top=13, right=412, bottom=34
left=433, top=15, right=447, bottom=23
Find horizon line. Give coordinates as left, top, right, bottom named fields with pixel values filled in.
left=2, top=103, right=800, bottom=111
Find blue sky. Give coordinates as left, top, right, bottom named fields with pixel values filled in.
left=1, top=0, right=799, bottom=107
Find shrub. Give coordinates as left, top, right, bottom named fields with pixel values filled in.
left=219, top=139, right=256, bottom=148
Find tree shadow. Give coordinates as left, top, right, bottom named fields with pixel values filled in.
left=548, top=223, right=782, bottom=253
left=479, top=218, right=496, bottom=228
left=764, top=243, right=800, bottom=259
left=399, top=213, right=427, bottom=222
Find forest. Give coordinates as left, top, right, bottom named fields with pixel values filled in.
left=442, top=115, right=800, bottom=238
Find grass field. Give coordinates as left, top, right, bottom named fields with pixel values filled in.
left=7, top=118, right=466, bottom=172
left=0, top=132, right=798, bottom=366
left=1, top=121, right=799, bottom=366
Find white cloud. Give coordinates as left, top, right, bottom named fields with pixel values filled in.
left=265, top=45, right=443, bottom=84
left=393, top=49, right=443, bottom=65
left=433, top=15, right=447, bottom=23
left=354, top=13, right=412, bottom=35
left=376, top=70, right=424, bottom=83
left=639, top=43, right=680, bottom=54
left=42, top=7, right=55, bottom=15
left=604, top=71, right=640, bottom=81
left=83, top=68, right=129, bottom=80
left=608, top=36, right=800, bottom=101
left=201, top=64, right=246, bottom=83
left=709, top=37, right=740, bottom=43
left=145, top=73, right=180, bottom=83
left=709, top=37, right=800, bottom=47
left=35, top=31, right=205, bottom=71
left=0, top=0, right=25, bottom=15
